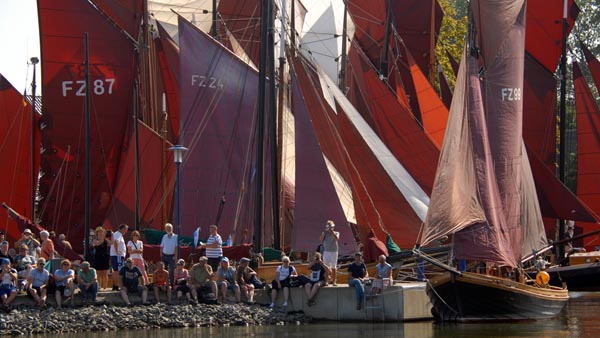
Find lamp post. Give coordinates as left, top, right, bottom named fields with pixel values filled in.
left=169, top=145, right=187, bottom=259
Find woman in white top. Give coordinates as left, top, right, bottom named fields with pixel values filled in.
left=269, top=256, right=297, bottom=308
left=127, top=231, right=149, bottom=285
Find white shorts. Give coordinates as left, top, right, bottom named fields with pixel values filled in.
left=322, top=251, right=338, bottom=269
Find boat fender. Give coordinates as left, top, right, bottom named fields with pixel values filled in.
left=535, top=271, right=550, bottom=287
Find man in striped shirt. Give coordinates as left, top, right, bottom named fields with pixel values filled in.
left=200, top=225, right=223, bottom=271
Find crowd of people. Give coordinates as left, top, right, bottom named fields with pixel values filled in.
left=0, top=220, right=397, bottom=311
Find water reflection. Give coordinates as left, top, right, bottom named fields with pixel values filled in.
left=35, top=292, right=600, bottom=338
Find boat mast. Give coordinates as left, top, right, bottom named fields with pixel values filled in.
left=84, top=32, right=91, bottom=261
left=255, top=0, right=271, bottom=252
left=134, top=80, right=140, bottom=231
left=338, top=1, right=348, bottom=90
left=212, top=0, right=218, bottom=39
left=30, top=57, right=39, bottom=222
left=274, top=0, right=287, bottom=250
left=557, top=0, right=569, bottom=259
left=428, top=0, right=436, bottom=84
left=380, top=0, right=392, bottom=80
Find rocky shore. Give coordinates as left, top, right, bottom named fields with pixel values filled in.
left=0, top=303, right=312, bottom=335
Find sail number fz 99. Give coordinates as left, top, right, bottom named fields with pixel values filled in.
left=62, top=79, right=116, bottom=97
left=191, top=75, right=224, bottom=89
left=501, top=87, right=522, bottom=101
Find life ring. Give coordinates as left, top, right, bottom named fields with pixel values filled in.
left=535, top=271, right=550, bottom=287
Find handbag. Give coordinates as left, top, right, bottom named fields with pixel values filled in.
left=316, top=243, right=324, bottom=254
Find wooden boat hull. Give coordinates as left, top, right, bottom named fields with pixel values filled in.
left=547, top=263, right=600, bottom=291
left=426, top=272, right=568, bottom=322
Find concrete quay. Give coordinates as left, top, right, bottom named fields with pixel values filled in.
left=9, top=282, right=433, bottom=322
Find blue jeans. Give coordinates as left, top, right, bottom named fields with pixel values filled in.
left=79, top=282, right=98, bottom=301
left=348, top=278, right=365, bottom=304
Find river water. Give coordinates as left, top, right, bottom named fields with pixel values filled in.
left=35, top=291, right=599, bottom=338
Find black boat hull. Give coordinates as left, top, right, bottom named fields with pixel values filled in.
left=547, top=263, right=600, bottom=291
left=426, top=272, right=568, bottom=322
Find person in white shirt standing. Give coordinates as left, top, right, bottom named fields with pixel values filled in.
left=110, top=224, right=128, bottom=290
left=319, top=220, right=339, bottom=286
left=160, top=223, right=178, bottom=285
left=199, top=224, right=223, bottom=272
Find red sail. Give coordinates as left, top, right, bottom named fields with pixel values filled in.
left=38, top=0, right=138, bottom=251
left=104, top=122, right=176, bottom=231
left=156, top=21, right=181, bottom=140
left=347, top=46, right=439, bottom=194
left=217, top=0, right=262, bottom=66
left=574, top=62, right=600, bottom=249
left=347, top=0, right=442, bottom=77
left=292, top=56, right=427, bottom=250
left=291, top=70, right=357, bottom=255
left=178, top=16, right=271, bottom=244
left=0, top=75, right=38, bottom=242
left=92, top=0, right=144, bottom=40
left=525, top=0, right=578, bottom=72
left=581, top=42, right=600, bottom=94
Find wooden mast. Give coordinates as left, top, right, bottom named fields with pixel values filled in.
left=557, top=0, right=569, bottom=259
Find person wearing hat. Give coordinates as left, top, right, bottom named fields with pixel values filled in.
left=173, top=258, right=194, bottom=304
left=236, top=257, right=257, bottom=304
left=77, top=261, right=98, bottom=304
left=0, top=257, right=18, bottom=308
left=190, top=256, right=217, bottom=304
left=15, top=229, right=40, bottom=258
left=216, top=257, right=240, bottom=303
left=319, top=220, right=339, bottom=286
left=54, top=259, right=76, bottom=308
left=119, top=257, right=149, bottom=306
left=346, top=252, right=368, bottom=310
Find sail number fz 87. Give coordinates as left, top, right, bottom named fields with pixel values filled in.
left=191, top=75, right=224, bottom=89
left=61, top=79, right=116, bottom=97
left=501, top=87, right=522, bottom=101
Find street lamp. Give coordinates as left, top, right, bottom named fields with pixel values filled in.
left=169, top=145, right=188, bottom=259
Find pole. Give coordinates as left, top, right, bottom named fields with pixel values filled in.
left=212, top=0, right=218, bottom=39
left=30, top=57, right=39, bottom=222
left=380, top=0, right=392, bottom=80
left=84, top=33, right=91, bottom=261
left=338, top=3, right=348, bottom=89
left=134, top=81, right=140, bottom=231
left=176, top=160, right=181, bottom=260
left=557, top=0, right=568, bottom=260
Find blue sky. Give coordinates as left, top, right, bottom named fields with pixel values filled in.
left=0, top=0, right=40, bottom=95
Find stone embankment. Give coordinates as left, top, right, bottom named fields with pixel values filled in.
left=0, top=303, right=311, bottom=335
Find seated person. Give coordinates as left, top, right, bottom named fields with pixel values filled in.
left=0, top=258, right=18, bottom=308
left=269, top=255, right=297, bottom=308
left=54, top=259, right=76, bottom=307
left=15, top=244, right=36, bottom=272
left=372, top=254, right=392, bottom=295
left=152, top=261, right=172, bottom=304
left=346, top=252, right=368, bottom=310
left=216, top=257, right=240, bottom=303
left=27, top=258, right=49, bottom=308
left=304, top=252, right=330, bottom=306
left=173, top=259, right=193, bottom=304
left=119, top=258, right=149, bottom=306
left=236, top=257, right=257, bottom=304
left=77, top=261, right=98, bottom=304
left=190, top=256, right=217, bottom=303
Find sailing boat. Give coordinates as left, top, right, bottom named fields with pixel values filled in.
left=416, top=0, right=568, bottom=321
left=546, top=44, right=600, bottom=291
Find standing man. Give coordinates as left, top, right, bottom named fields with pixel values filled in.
left=160, top=223, right=178, bottom=285
left=15, top=229, right=40, bottom=257
left=110, top=224, right=128, bottom=291
left=200, top=224, right=223, bottom=272
left=319, top=220, right=339, bottom=286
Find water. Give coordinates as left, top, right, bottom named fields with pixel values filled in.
left=35, top=292, right=600, bottom=338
